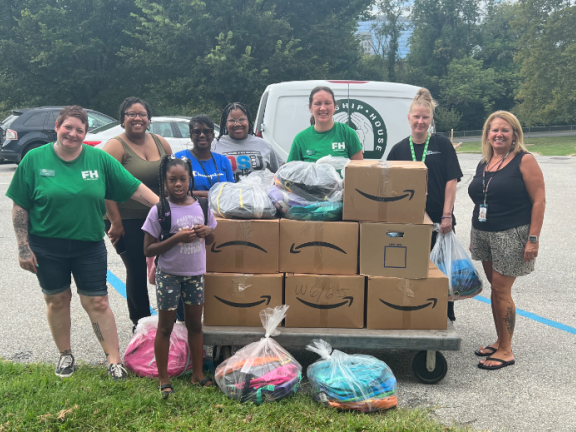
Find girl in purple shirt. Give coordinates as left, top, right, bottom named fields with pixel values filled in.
left=142, top=155, right=217, bottom=396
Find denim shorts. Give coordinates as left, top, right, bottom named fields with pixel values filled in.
left=155, top=270, right=204, bottom=311
left=28, top=234, right=108, bottom=296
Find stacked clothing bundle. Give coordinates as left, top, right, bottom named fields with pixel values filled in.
left=209, top=170, right=277, bottom=219
left=306, top=340, right=398, bottom=412
left=215, top=306, right=302, bottom=404
left=268, top=160, right=344, bottom=221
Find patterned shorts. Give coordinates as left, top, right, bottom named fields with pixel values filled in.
left=155, top=270, right=205, bottom=311
left=470, top=224, right=535, bottom=277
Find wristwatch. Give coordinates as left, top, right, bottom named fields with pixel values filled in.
left=529, top=235, right=538, bottom=243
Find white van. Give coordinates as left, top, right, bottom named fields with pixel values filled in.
left=254, top=80, right=424, bottom=161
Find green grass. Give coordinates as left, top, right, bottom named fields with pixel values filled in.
left=0, top=361, right=468, bottom=432
left=456, top=135, right=576, bottom=156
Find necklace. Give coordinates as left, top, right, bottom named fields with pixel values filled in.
left=192, top=150, right=220, bottom=187
left=409, top=134, right=430, bottom=163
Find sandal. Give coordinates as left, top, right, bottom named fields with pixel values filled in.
left=193, top=377, right=214, bottom=388
left=158, top=383, right=175, bottom=398
left=474, top=345, right=497, bottom=357
left=478, top=357, right=515, bottom=370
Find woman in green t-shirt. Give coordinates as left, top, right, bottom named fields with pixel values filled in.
left=6, top=106, right=159, bottom=381
left=287, top=86, right=364, bottom=163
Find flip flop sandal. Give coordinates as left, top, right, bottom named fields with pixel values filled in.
left=477, top=357, right=515, bottom=370
left=474, top=345, right=497, bottom=357
left=194, top=377, right=214, bottom=388
left=159, top=383, right=175, bottom=398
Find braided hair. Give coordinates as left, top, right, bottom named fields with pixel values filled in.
left=217, top=102, right=254, bottom=139
left=157, top=155, right=195, bottom=226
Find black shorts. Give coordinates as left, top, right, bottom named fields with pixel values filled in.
left=28, top=234, right=108, bottom=296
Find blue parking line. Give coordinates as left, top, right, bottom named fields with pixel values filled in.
left=474, top=296, right=576, bottom=335
left=107, top=270, right=157, bottom=316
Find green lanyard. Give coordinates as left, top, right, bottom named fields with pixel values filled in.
left=409, top=134, right=430, bottom=163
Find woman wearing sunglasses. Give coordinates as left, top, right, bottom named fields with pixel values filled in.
left=102, top=97, right=172, bottom=332
left=213, top=102, right=283, bottom=182
left=174, top=114, right=235, bottom=197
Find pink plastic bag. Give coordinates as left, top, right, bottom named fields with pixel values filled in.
left=124, top=316, right=198, bottom=378
left=146, top=256, right=156, bottom=285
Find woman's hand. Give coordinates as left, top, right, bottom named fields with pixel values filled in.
left=440, top=217, right=452, bottom=235
left=193, top=225, right=212, bottom=239
left=18, top=245, right=38, bottom=274
left=107, top=222, right=125, bottom=246
left=524, top=241, right=539, bottom=262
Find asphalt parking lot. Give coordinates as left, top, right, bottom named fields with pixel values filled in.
left=0, top=153, right=575, bottom=431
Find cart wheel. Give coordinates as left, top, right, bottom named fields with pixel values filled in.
left=412, top=350, right=447, bottom=384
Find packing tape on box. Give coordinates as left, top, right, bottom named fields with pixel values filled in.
left=399, top=279, right=415, bottom=329
left=299, top=221, right=326, bottom=272
left=232, top=221, right=254, bottom=269
left=231, top=275, right=253, bottom=294
left=377, top=161, right=391, bottom=221
left=396, top=278, right=415, bottom=297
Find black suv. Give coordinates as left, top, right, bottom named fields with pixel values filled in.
left=0, top=106, right=116, bottom=163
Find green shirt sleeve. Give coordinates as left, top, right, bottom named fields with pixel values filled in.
left=346, top=125, right=363, bottom=157
left=101, top=151, right=141, bottom=202
left=287, top=133, right=304, bottom=162
left=5, top=157, right=33, bottom=210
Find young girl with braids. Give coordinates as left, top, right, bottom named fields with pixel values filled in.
left=212, top=102, right=283, bottom=182
left=142, top=155, right=217, bottom=395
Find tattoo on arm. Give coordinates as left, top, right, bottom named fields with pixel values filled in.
left=138, top=195, right=153, bottom=207
left=12, top=206, right=32, bottom=259
left=503, top=306, right=516, bottom=337
left=92, top=322, right=105, bottom=342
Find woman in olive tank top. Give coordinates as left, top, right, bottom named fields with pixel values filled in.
left=103, top=97, right=173, bottom=329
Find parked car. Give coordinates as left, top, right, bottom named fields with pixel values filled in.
left=85, top=116, right=220, bottom=154
left=0, top=106, right=116, bottom=163
left=254, top=80, right=427, bottom=161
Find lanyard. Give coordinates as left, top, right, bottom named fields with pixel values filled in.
left=193, top=152, right=220, bottom=187
left=482, top=151, right=510, bottom=205
left=409, top=134, right=430, bottom=163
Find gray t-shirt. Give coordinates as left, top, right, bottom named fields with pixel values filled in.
left=212, top=134, right=284, bottom=182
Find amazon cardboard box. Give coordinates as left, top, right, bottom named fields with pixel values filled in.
left=359, top=215, right=433, bottom=279
left=206, top=218, right=279, bottom=274
left=284, top=274, right=365, bottom=328
left=279, top=219, right=359, bottom=275
left=204, top=273, right=283, bottom=327
left=366, top=261, right=449, bottom=330
left=343, top=160, right=428, bottom=223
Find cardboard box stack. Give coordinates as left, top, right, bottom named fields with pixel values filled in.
left=204, top=218, right=282, bottom=326
left=343, top=160, right=449, bottom=330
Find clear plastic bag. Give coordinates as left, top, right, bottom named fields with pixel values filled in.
left=430, top=231, right=483, bottom=301
left=123, top=316, right=204, bottom=378
left=306, top=340, right=398, bottom=412
left=208, top=170, right=277, bottom=219
left=316, top=155, right=350, bottom=178
left=267, top=186, right=343, bottom=221
left=274, top=161, right=343, bottom=202
left=215, top=306, right=302, bottom=404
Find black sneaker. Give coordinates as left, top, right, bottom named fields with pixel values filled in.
left=55, top=353, right=75, bottom=378
left=108, top=363, right=128, bottom=381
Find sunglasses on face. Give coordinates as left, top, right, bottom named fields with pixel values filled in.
left=191, top=128, right=214, bottom=136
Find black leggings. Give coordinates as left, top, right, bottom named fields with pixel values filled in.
left=105, top=219, right=151, bottom=326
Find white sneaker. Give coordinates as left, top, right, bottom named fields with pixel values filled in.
left=108, top=363, right=128, bottom=381
left=55, top=353, right=75, bottom=378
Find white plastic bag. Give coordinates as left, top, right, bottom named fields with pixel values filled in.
left=430, top=231, right=483, bottom=301
left=208, top=170, right=277, bottom=219
left=215, top=306, right=302, bottom=404
left=306, top=340, right=398, bottom=412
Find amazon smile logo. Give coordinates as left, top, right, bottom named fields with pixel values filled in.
left=296, top=296, right=354, bottom=309
left=214, top=295, right=271, bottom=308
left=289, top=242, right=347, bottom=254
left=355, top=189, right=415, bottom=203
left=211, top=241, right=267, bottom=253
left=379, top=298, right=437, bottom=311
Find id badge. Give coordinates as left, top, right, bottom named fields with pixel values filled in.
left=305, top=149, right=316, bottom=156
left=478, top=204, right=488, bottom=222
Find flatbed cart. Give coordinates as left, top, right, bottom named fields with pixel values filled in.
left=204, top=320, right=460, bottom=384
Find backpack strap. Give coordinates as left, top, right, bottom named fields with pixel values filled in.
left=194, top=196, right=209, bottom=225
left=155, top=200, right=173, bottom=241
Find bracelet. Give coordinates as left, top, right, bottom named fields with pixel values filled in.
left=441, top=216, right=452, bottom=219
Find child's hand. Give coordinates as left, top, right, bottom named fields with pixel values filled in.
left=193, top=224, right=212, bottom=239
left=173, top=228, right=197, bottom=243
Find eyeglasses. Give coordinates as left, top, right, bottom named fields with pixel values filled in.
left=125, top=112, right=148, bottom=119
left=227, top=117, right=248, bottom=125
left=191, top=128, right=214, bottom=136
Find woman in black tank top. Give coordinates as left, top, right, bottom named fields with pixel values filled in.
left=468, top=111, right=545, bottom=370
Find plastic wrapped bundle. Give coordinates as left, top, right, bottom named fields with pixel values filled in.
left=306, top=340, right=398, bottom=412
left=267, top=186, right=343, bottom=221
left=316, top=155, right=350, bottom=178
left=274, top=161, right=343, bottom=202
left=430, top=231, right=483, bottom=300
left=215, top=306, right=302, bottom=404
left=208, top=170, right=277, bottom=219
left=124, top=316, right=201, bottom=378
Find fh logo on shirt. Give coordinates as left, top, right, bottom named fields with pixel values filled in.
left=332, top=142, right=346, bottom=151
left=81, top=170, right=99, bottom=180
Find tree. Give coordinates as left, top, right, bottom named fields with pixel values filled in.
left=434, top=106, right=462, bottom=132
